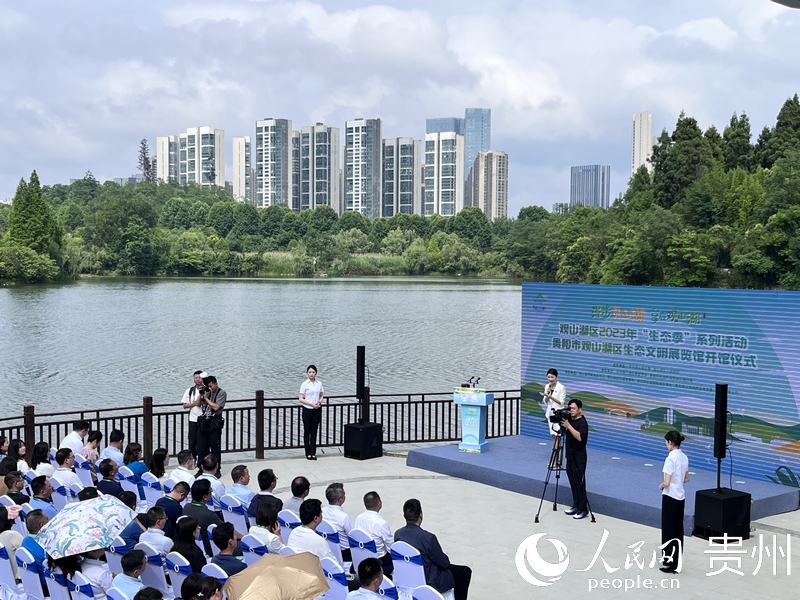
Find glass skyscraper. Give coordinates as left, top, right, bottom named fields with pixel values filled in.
left=464, top=108, right=491, bottom=184
left=570, top=165, right=611, bottom=209
left=426, top=117, right=465, bottom=135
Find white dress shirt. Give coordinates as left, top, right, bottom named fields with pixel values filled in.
left=248, top=525, right=284, bottom=554
left=347, top=589, right=383, bottom=599
left=322, top=504, right=353, bottom=550
left=197, top=473, right=226, bottom=510
left=140, top=529, right=173, bottom=556
left=53, top=467, right=83, bottom=490
left=81, top=557, right=113, bottom=600
left=60, top=431, right=85, bottom=454
left=287, top=526, right=337, bottom=563
left=283, top=496, right=304, bottom=515
left=99, top=446, right=124, bottom=465
left=354, top=510, right=393, bottom=556
left=170, top=466, right=196, bottom=485
left=226, top=483, right=255, bottom=506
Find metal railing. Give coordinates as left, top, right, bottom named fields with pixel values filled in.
left=2, top=390, right=520, bottom=462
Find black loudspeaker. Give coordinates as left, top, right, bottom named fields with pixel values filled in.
left=344, top=422, right=382, bottom=460
left=356, top=346, right=365, bottom=400
left=693, top=488, right=751, bottom=540
left=714, top=383, right=728, bottom=460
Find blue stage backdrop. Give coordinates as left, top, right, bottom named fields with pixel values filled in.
left=521, top=283, right=800, bottom=487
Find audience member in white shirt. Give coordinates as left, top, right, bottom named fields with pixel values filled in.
left=139, top=506, right=173, bottom=556
left=169, top=450, right=196, bottom=485
left=354, top=491, right=394, bottom=575
left=287, top=499, right=337, bottom=564
left=99, top=430, right=125, bottom=465
left=80, top=548, right=114, bottom=600
left=248, top=502, right=285, bottom=554
left=60, top=420, right=90, bottom=455
left=283, top=476, right=310, bottom=515
left=346, top=557, right=385, bottom=599
left=225, top=465, right=255, bottom=506
left=322, top=482, right=354, bottom=561
left=197, top=453, right=226, bottom=512
left=52, top=448, right=83, bottom=490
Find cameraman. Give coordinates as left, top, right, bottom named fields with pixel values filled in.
left=197, top=375, right=227, bottom=475
left=560, top=399, right=589, bottom=520
left=181, top=370, right=207, bottom=461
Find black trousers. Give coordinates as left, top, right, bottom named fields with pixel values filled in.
left=661, top=495, right=685, bottom=571
left=566, top=450, right=588, bottom=512
left=197, top=427, right=222, bottom=469
left=449, top=564, right=472, bottom=600
left=188, top=420, right=198, bottom=460
left=302, top=408, right=321, bottom=456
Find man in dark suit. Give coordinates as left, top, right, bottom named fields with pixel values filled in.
left=394, top=498, right=472, bottom=600
left=248, top=468, right=283, bottom=518
left=97, top=459, right=124, bottom=497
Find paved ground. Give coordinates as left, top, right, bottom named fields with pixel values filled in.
left=203, top=446, right=800, bottom=600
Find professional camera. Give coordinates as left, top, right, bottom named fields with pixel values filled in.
left=549, top=407, right=571, bottom=424
left=199, top=385, right=211, bottom=395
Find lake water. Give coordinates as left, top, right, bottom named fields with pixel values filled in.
left=0, top=277, right=521, bottom=413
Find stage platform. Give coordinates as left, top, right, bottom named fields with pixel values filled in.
left=407, top=435, right=800, bottom=535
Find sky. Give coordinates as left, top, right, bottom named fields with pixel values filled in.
left=0, top=0, right=798, bottom=216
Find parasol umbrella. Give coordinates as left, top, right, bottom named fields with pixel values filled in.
left=34, top=496, right=136, bottom=559
left=223, top=552, right=330, bottom=600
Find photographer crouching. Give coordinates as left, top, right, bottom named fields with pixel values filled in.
left=197, top=375, right=226, bottom=476
left=560, top=399, right=589, bottom=520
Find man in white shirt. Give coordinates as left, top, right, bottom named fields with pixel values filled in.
left=354, top=491, right=394, bottom=575
left=53, top=448, right=83, bottom=490
left=283, top=476, right=310, bottom=515
left=197, top=453, right=226, bottom=512
left=81, top=548, right=114, bottom=600
left=139, top=506, right=173, bottom=556
left=181, top=370, right=206, bottom=461
left=225, top=465, right=255, bottom=506
left=60, top=420, right=90, bottom=454
left=287, top=499, right=337, bottom=563
left=111, top=550, right=146, bottom=599
left=322, top=482, right=353, bottom=561
left=99, top=430, right=125, bottom=465
left=170, top=450, right=196, bottom=485
left=346, top=558, right=384, bottom=599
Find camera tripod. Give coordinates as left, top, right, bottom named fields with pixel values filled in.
left=534, top=432, right=596, bottom=523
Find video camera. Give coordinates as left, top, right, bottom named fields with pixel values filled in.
left=549, top=407, right=571, bottom=424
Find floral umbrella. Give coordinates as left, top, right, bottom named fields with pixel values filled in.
left=34, top=496, right=136, bottom=559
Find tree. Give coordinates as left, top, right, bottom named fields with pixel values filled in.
left=756, top=94, right=800, bottom=169
left=161, top=198, right=193, bottom=230
left=381, top=228, right=417, bottom=256
left=517, top=205, right=550, bottom=222
left=338, top=210, right=371, bottom=234
left=447, top=207, right=492, bottom=248
left=207, top=202, right=235, bottom=237
left=230, top=202, right=260, bottom=237
left=260, top=204, right=291, bottom=238
left=623, top=166, right=653, bottom=212
left=7, top=171, right=63, bottom=254
left=758, top=150, right=800, bottom=222
left=723, top=112, right=754, bottom=172
left=138, top=139, right=155, bottom=184
left=57, top=203, right=86, bottom=233
left=307, top=205, right=339, bottom=234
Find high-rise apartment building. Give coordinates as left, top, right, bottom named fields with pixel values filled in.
left=254, top=118, right=295, bottom=208
left=232, top=136, right=252, bottom=203
left=155, top=135, right=179, bottom=182
left=632, top=111, right=654, bottom=175
left=300, top=123, right=341, bottom=212
left=570, top=165, right=611, bottom=209
left=291, top=131, right=301, bottom=212
left=426, top=117, right=465, bottom=135
left=467, top=150, right=508, bottom=220
left=178, top=127, right=225, bottom=186
left=464, top=108, right=491, bottom=184
left=424, top=131, right=465, bottom=216
left=344, top=118, right=382, bottom=219
left=382, top=138, right=422, bottom=217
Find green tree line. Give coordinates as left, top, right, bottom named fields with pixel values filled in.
left=1, top=94, right=799, bottom=285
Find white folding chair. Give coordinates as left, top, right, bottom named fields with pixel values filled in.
left=16, top=546, right=47, bottom=600
left=44, top=565, right=72, bottom=600
left=0, top=542, right=22, bottom=595
left=348, top=528, right=379, bottom=572
left=50, top=477, right=70, bottom=512
left=74, top=455, right=96, bottom=488
left=241, top=534, right=268, bottom=567
left=69, top=571, right=97, bottom=600
left=220, top=494, right=249, bottom=535
left=165, top=551, right=193, bottom=597
left=107, top=588, right=131, bottom=600
left=378, top=575, right=400, bottom=599
left=277, top=509, right=300, bottom=546
left=117, top=466, right=140, bottom=497
left=206, top=523, right=220, bottom=557
left=278, top=546, right=295, bottom=555
left=142, top=473, right=164, bottom=507
left=316, top=521, right=345, bottom=566
left=318, top=557, right=348, bottom=600
left=105, top=536, right=128, bottom=575
left=70, top=482, right=85, bottom=501
left=201, top=563, right=228, bottom=584
left=411, top=586, right=445, bottom=600
left=134, top=542, right=174, bottom=598
left=0, top=496, right=13, bottom=509
left=49, top=448, right=59, bottom=471
left=15, top=502, right=32, bottom=537
left=162, top=479, right=175, bottom=494
left=390, top=542, right=426, bottom=600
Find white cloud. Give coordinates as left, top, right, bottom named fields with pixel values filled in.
left=669, top=17, right=738, bottom=51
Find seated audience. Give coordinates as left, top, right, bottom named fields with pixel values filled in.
left=78, top=486, right=100, bottom=501
left=170, top=515, right=207, bottom=573
left=225, top=464, right=255, bottom=506
left=180, top=573, right=205, bottom=600
left=0, top=505, right=23, bottom=580
left=0, top=436, right=7, bottom=461
left=347, top=557, right=384, bottom=599
left=97, top=459, right=124, bottom=497
left=5, top=471, right=31, bottom=504
left=29, top=476, right=58, bottom=519
left=211, top=522, right=247, bottom=576
left=0, top=456, right=17, bottom=495
left=8, top=439, right=29, bottom=472
left=283, top=476, right=310, bottom=515
left=53, top=448, right=83, bottom=489
left=118, top=491, right=147, bottom=551
left=170, top=450, right=196, bottom=485
left=183, top=479, right=226, bottom=556
left=140, top=506, right=173, bottom=556
left=248, top=502, right=285, bottom=554
left=81, top=548, right=114, bottom=600
left=22, top=509, right=50, bottom=588
left=133, top=588, right=164, bottom=600
left=79, top=431, right=104, bottom=481
left=155, top=480, right=189, bottom=538
left=199, top=576, right=223, bottom=600
left=111, top=549, right=147, bottom=599
left=195, top=454, right=225, bottom=512
left=248, top=468, right=282, bottom=518
left=60, top=420, right=90, bottom=455
left=394, top=498, right=472, bottom=600
left=123, top=442, right=148, bottom=500
left=149, top=448, right=169, bottom=480
left=30, top=441, right=55, bottom=478
left=287, top=499, right=337, bottom=563
left=99, top=430, right=125, bottom=464
left=354, top=491, right=394, bottom=575
left=322, top=482, right=353, bottom=561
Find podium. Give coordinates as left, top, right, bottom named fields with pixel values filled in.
left=453, top=388, right=495, bottom=452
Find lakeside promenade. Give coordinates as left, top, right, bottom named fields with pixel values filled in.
left=210, top=446, right=799, bottom=600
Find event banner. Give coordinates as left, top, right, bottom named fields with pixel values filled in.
left=521, top=283, right=800, bottom=486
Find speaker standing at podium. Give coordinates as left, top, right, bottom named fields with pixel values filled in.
left=299, top=365, right=324, bottom=461
left=658, top=430, right=690, bottom=574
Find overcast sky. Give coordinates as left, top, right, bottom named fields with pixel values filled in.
left=1, top=0, right=798, bottom=215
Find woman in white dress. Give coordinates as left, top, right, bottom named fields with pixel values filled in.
left=299, top=365, right=324, bottom=461
left=541, top=368, right=566, bottom=467
left=659, top=430, right=690, bottom=573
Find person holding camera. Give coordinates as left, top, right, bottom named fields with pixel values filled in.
left=196, top=375, right=226, bottom=475
left=560, top=399, right=589, bottom=520
left=181, top=370, right=207, bottom=461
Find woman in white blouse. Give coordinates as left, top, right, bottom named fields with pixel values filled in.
left=659, top=430, right=690, bottom=574
left=299, top=365, right=324, bottom=461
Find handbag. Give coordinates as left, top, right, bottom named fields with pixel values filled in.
left=200, top=412, right=224, bottom=432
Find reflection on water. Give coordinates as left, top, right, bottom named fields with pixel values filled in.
left=0, top=277, right=521, bottom=412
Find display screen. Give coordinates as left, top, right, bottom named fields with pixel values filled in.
left=521, top=283, right=800, bottom=486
